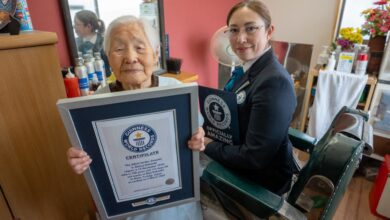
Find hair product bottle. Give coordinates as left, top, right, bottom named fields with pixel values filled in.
left=74, top=58, right=89, bottom=96
left=325, top=52, right=336, bottom=71
left=63, top=68, right=80, bottom=98
left=94, top=52, right=106, bottom=87
left=355, top=46, right=369, bottom=76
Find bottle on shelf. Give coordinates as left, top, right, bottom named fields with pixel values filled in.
left=94, top=52, right=106, bottom=87
left=74, top=57, right=89, bottom=96
left=334, top=45, right=342, bottom=67
left=91, top=73, right=101, bottom=91
left=355, top=46, right=369, bottom=76
left=63, top=68, right=80, bottom=98
left=325, top=52, right=336, bottom=72
left=83, top=54, right=96, bottom=90
left=317, top=46, right=329, bottom=69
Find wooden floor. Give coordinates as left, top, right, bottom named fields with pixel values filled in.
left=333, top=176, right=381, bottom=220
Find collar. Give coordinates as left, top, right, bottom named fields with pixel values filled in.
left=242, top=46, right=272, bottom=72
left=232, top=48, right=275, bottom=93
left=83, top=33, right=97, bottom=44
left=109, top=75, right=159, bottom=92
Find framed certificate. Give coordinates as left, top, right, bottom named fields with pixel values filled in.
left=57, top=83, right=200, bottom=220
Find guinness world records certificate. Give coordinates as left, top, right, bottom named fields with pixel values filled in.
left=57, top=83, right=200, bottom=220
left=93, top=110, right=181, bottom=202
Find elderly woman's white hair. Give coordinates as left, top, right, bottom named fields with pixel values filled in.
left=103, top=15, right=160, bottom=55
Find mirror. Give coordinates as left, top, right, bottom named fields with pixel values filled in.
left=60, top=0, right=167, bottom=75
left=335, top=0, right=375, bottom=41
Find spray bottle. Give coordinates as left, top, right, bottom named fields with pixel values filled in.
left=74, top=58, right=89, bottom=96
left=355, top=46, right=369, bottom=76
left=94, top=52, right=106, bottom=87
left=325, top=52, right=336, bottom=71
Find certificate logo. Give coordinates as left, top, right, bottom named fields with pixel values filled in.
left=237, top=90, right=246, bottom=104
left=204, top=94, right=231, bottom=130
left=121, top=124, right=157, bottom=153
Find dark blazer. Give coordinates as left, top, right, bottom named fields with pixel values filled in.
left=204, top=49, right=297, bottom=195
left=76, top=34, right=104, bottom=54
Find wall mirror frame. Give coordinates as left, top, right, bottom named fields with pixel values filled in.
left=60, top=0, right=167, bottom=75
left=334, top=0, right=376, bottom=41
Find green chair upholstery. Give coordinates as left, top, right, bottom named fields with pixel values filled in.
left=201, top=107, right=372, bottom=220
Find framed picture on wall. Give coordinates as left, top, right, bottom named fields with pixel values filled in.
left=56, top=83, right=200, bottom=220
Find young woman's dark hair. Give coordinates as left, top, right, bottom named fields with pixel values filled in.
left=226, top=0, right=271, bottom=28
left=75, top=10, right=105, bottom=34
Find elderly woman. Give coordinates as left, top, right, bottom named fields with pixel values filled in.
left=67, top=15, right=204, bottom=220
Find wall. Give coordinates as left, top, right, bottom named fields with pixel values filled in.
left=262, top=0, right=342, bottom=69
left=28, top=0, right=239, bottom=87
left=165, top=0, right=239, bottom=87
left=28, top=0, right=341, bottom=87
left=28, top=0, right=72, bottom=67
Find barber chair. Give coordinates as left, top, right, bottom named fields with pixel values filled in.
left=201, top=107, right=373, bottom=220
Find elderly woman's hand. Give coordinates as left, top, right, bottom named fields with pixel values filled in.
left=187, top=127, right=206, bottom=151
left=67, top=147, right=92, bottom=174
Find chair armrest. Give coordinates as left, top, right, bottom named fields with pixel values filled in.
left=288, top=128, right=317, bottom=153
left=201, top=161, right=283, bottom=218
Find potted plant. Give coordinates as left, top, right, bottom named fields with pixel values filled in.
left=361, top=0, right=390, bottom=73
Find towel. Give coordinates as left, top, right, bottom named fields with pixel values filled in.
left=307, top=70, right=368, bottom=140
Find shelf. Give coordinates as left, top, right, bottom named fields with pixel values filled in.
left=312, top=70, right=377, bottom=85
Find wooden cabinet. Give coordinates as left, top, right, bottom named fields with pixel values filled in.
left=0, top=31, right=93, bottom=219
left=0, top=187, right=12, bottom=220
left=299, top=69, right=377, bottom=132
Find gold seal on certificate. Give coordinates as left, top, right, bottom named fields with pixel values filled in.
left=93, top=110, right=181, bottom=202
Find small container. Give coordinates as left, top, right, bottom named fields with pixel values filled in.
left=317, top=46, right=329, bottom=69
left=336, top=52, right=355, bottom=73
left=74, top=58, right=89, bottom=96
left=15, top=0, right=33, bottom=31
left=63, top=68, right=80, bottom=98
left=94, top=52, right=106, bottom=87
left=166, top=57, right=182, bottom=74
left=91, top=73, right=101, bottom=91
left=83, top=54, right=95, bottom=90
left=325, top=52, right=336, bottom=71
left=334, top=45, right=342, bottom=67
left=355, top=48, right=369, bottom=76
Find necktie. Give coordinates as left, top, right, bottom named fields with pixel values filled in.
left=224, top=66, right=244, bottom=92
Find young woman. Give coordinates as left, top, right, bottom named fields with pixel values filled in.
left=194, top=0, right=297, bottom=196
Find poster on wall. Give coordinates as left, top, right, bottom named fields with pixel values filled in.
left=57, top=83, right=200, bottom=220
